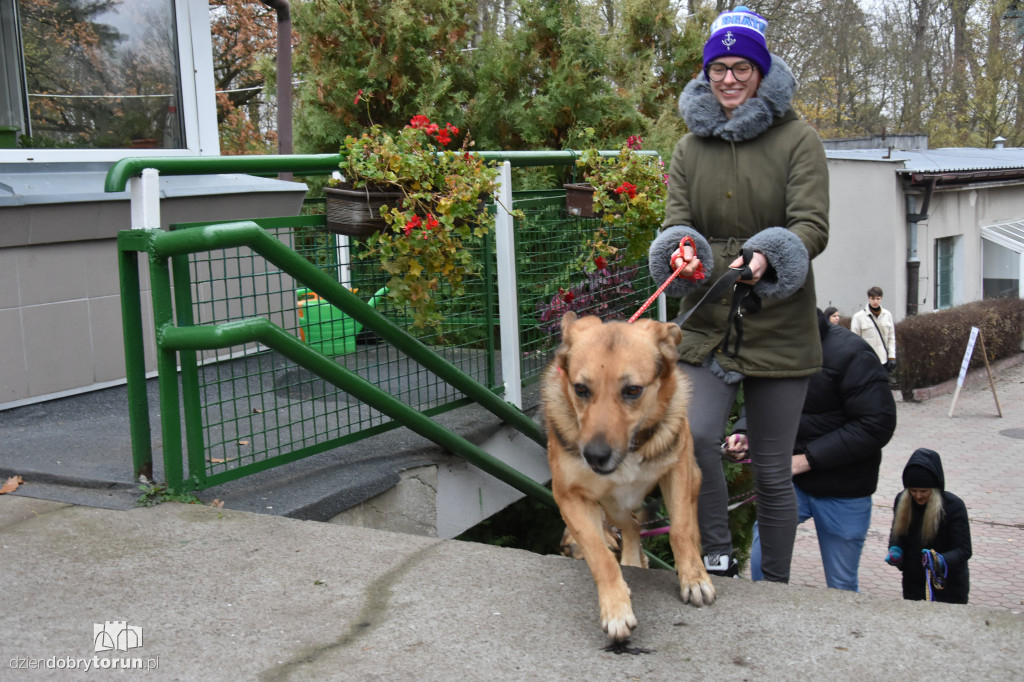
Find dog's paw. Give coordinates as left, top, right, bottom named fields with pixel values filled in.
left=601, top=604, right=638, bottom=643
left=679, top=578, right=716, bottom=607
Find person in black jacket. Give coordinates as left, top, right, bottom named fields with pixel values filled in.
left=886, top=448, right=972, bottom=603
left=732, top=309, right=897, bottom=590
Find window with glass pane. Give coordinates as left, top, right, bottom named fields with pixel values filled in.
left=935, top=237, right=954, bottom=309
left=982, top=238, right=1021, bottom=299
left=11, top=0, right=184, bottom=149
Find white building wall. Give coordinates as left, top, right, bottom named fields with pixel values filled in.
left=813, top=158, right=908, bottom=322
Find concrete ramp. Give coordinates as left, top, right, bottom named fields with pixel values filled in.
left=2, top=496, right=1019, bottom=680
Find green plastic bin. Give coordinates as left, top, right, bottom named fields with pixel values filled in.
left=297, top=286, right=388, bottom=356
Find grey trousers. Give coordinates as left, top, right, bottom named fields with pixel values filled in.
left=680, top=361, right=809, bottom=583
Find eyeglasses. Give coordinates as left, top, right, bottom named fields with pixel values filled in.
left=706, top=61, right=756, bottom=82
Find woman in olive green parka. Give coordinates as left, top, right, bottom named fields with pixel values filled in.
left=648, top=6, right=829, bottom=583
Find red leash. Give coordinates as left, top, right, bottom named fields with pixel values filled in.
left=627, top=236, right=705, bottom=323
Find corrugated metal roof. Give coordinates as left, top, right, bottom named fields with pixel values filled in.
left=825, top=147, right=1024, bottom=173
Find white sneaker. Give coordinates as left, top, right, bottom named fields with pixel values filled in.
left=704, top=553, right=739, bottom=577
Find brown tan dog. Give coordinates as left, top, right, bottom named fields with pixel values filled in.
left=542, top=312, right=715, bottom=642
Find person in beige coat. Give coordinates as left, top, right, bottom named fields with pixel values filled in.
left=648, top=6, right=829, bottom=581
left=850, top=286, right=897, bottom=371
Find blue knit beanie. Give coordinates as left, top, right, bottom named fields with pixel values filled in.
left=703, top=6, right=771, bottom=77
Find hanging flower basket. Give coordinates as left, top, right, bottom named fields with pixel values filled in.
left=563, top=183, right=598, bottom=217
left=324, top=182, right=405, bottom=237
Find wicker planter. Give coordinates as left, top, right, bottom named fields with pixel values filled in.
left=563, top=183, right=598, bottom=217
left=324, top=183, right=404, bottom=237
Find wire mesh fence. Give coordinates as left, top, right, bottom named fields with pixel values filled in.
left=136, top=190, right=660, bottom=490
left=512, top=193, right=661, bottom=382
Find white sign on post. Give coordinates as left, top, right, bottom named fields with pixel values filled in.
left=955, top=326, right=980, bottom=388
left=948, top=326, right=1002, bottom=418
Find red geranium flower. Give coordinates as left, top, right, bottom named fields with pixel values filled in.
left=594, top=256, right=608, bottom=270
left=614, top=182, right=638, bottom=199
left=409, top=115, right=431, bottom=130
left=404, top=215, right=422, bottom=236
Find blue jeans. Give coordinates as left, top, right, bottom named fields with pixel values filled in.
left=750, top=486, right=872, bottom=591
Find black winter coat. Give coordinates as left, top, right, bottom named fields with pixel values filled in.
left=792, top=312, right=897, bottom=498
left=888, top=449, right=972, bottom=603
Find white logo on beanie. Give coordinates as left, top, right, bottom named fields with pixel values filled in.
left=722, top=31, right=736, bottom=49
left=710, top=10, right=768, bottom=39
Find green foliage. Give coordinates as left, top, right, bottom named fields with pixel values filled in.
left=895, top=297, right=1024, bottom=399
left=292, top=0, right=477, bottom=154
left=575, top=132, right=668, bottom=270
left=455, top=495, right=564, bottom=555
left=339, top=116, right=502, bottom=328
left=292, top=0, right=704, bottom=157
left=467, top=0, right=642, bottom=150
left=136, top=482, right=201, bottom=507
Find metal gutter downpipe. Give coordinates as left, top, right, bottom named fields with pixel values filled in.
left=258, top=0, right=293, bottom=179
left=905, top=193, right=921, bottom=316
left=904, top=176, right=937, bottom=316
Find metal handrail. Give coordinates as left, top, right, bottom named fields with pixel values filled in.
left=145, top=221, right=545, bottom=448
left=103, top=150, right=658, bottom=192
left=159, top=317, right=555, bottom=506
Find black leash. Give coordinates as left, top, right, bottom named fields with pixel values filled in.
left=670, top=247, right=761, bottom=357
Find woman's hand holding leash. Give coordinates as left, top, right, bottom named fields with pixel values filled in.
left=730, top=250, right=767, bottom=285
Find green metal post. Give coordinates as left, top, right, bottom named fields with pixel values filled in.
left=148, top=252, right=187, bottom=490
left=117, top=235, right=153, bottom=481
left=170, top=252, right=207, bottom=489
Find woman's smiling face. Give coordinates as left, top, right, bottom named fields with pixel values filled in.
left=709, top=57, right=762, bottom=118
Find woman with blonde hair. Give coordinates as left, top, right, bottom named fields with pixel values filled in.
left=886, top=448, right=972, bottom=603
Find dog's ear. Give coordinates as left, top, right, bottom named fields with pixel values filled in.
left=559, top=311, right=579, bottom=335
left=654, top=321, right=683, bottom=373
left=553, top=312, right=578, bottom=373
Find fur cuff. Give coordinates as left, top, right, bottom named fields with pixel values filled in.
left=743, top=227, right=808, bottom=299
left=649, top=226, right=714, bottom=298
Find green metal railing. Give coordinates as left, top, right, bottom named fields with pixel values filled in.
left=112, top=153, right=663, bottom=543
left=119, top=219, right=550, bottom=502
left=104, top=150, right=651, bottom=192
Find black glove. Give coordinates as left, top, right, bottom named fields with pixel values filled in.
left=884, top=359, right=897, bottom=373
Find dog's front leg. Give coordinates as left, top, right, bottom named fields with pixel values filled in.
left=559, top=498, right=637, bottom=642
left=661, top=460, right=716, bottom=607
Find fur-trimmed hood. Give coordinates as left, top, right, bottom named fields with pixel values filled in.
left=679, top=55, right=798, bottom=142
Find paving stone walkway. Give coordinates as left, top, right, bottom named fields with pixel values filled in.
left=773, top=357, right=1024, bottom=610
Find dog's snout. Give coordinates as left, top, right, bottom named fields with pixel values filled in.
left=583, top=440, right=614, bottom=474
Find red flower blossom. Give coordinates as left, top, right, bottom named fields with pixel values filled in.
left=409, top=115, right=431, bottom=130
left=626, top=135, right=643, bottom=150
left=562, top=289, right=575, bottom=303
left=614, top=182, right=638, bottom=199
left=594, top=256, right=608, bottom=270
left=354, top=89, right=363, bottom=105
left=404, top=215, right=422, bottom=236
left=425, top=215, right=439, bottom=230
left=435, top=129, right=452, bottom=146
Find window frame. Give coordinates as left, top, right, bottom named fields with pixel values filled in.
left=933, top=235, right=963, bottom=310
left=0, top=0, right=219, bottom=163
left=981, top=222, right=1024, bottom=300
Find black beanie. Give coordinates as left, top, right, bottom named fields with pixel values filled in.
left=903, top=463, right=940, bottom=490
